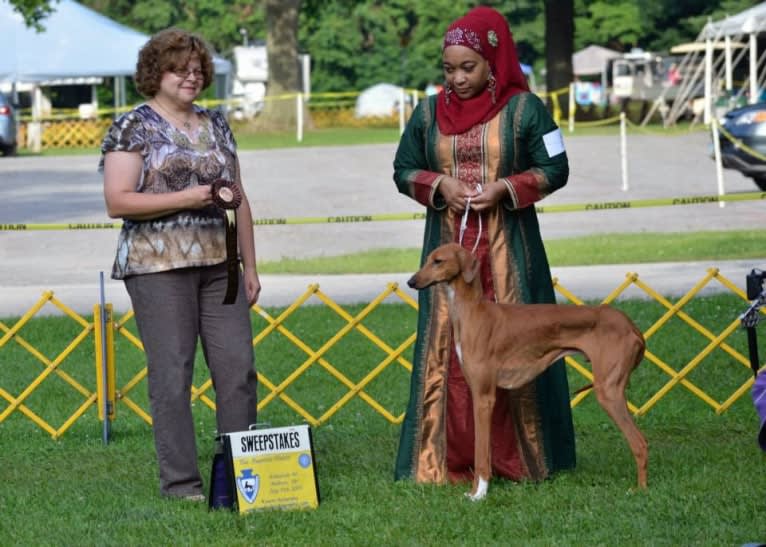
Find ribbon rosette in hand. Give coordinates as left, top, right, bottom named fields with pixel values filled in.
left=211, top=179, right=243, bottom=210
left=210, top=179, right=242, bottom=305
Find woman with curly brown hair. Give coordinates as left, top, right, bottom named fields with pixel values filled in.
left=100, top=28, right=259, bottom=502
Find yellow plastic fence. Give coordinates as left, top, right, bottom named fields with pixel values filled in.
left=0, top=291, right=99, bottom=437
left=1, top=268, right=763, bottom=439
left=18, top=118, right=113, bottom=150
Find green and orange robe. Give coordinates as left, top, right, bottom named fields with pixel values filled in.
left=393, top=92, right=576, bottom=484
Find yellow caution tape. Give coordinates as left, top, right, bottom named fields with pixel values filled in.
left=715, top=120, right=766, bottom=163
left=535, top=191, right=765, bottom=214
left=2, top=192, right=763, bottom=231
left=572, top=115, right=623, bottom=128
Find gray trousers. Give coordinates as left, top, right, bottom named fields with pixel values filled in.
left=125, top=262, right=258, bottom=498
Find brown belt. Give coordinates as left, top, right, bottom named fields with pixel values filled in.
left=211, top=179, right=242, bottom=305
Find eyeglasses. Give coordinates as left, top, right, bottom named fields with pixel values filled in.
left=172, top=68, right=204, bottom=80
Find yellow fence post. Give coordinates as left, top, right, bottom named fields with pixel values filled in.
left=93, top=303, right=116, bottom=424
left=106, top=303, right=116, bottom=421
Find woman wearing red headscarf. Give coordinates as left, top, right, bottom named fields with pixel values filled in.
left=394, top=6, right=576, bottom=486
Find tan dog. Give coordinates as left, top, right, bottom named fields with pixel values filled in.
left=407, top=243, right=647, bottom=501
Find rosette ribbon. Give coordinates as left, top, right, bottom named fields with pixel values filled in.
left=211, top=179, right=243, bottom=305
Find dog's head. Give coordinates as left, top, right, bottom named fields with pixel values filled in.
left=407, top=243, right=479, bottom=290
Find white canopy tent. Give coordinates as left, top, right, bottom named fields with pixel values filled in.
left=702, top=2, right=766, bottom=122
left=571, top=45, right=621, bottom=104
left=700, top=2, right=766, bottom=39
left=0, top=0, right=230, bottom=111
left=572, top=45, right=621, bottom=77
left=664, top=2, right=766, bottom=126
left=665, top=2, right=766, bottom=202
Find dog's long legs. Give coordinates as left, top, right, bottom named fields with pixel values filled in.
left=467, top=385, right=495, bottom=501
left=593, top=355, right=648, bottom=489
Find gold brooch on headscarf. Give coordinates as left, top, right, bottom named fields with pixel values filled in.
left=487, top=30, right=498, bottom=47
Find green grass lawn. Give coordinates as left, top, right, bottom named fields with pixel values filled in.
left=5, top=121, right=765, bottom=544
left=259, top=229, right=766, bottom=274
left=1, top=295, right=764, bottom=544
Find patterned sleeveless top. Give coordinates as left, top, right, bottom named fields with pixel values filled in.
left=99, top=104, right=239, bottom=279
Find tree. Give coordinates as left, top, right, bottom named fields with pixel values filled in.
left=8, top=0, right=56, bottom=31
left=256, top=0, right=304, bottom=130
left=574, top=1, right=643, bottom=51
left=544, top=0, right=574, bottom=116
left=299, top=0, right=360, bottom=91
left=10, top=0, right=753, bottom=109
left=82, top=0, right=265, bottom=56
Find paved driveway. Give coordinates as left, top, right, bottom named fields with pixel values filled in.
left=0, top=130, right=764, bottom=315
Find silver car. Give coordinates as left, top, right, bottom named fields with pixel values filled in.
left=0, top=91, right=18, bottom=156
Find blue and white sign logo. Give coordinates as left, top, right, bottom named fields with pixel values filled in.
left=236, top=468, right=260, bottom=504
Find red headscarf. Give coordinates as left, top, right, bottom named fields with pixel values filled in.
left=436, top=6, right=529, bottom=135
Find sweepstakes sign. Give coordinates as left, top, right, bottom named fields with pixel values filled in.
left=224, top=425, right=319, bottom=513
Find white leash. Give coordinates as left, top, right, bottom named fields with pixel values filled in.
left=458, top=183, right=482, bottom=254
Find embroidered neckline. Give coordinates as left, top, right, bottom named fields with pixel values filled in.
left=169, top=119, right=213, bottom=150
left=143, top=103, right=213, bottom=150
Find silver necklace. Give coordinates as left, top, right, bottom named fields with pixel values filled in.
left=153, top=99, right=193, bottom=130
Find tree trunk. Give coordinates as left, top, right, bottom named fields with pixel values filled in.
left=256, top=0, right=311, bottom=131
left=544, top=0, right=574, bottom=119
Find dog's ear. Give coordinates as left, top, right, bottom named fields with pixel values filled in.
left=460, top=250, right=479, bottom=283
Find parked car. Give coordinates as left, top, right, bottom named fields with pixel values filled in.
left=715, top=101, right=766, bottom=190
left=0, top=91, right=17, bottom=156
